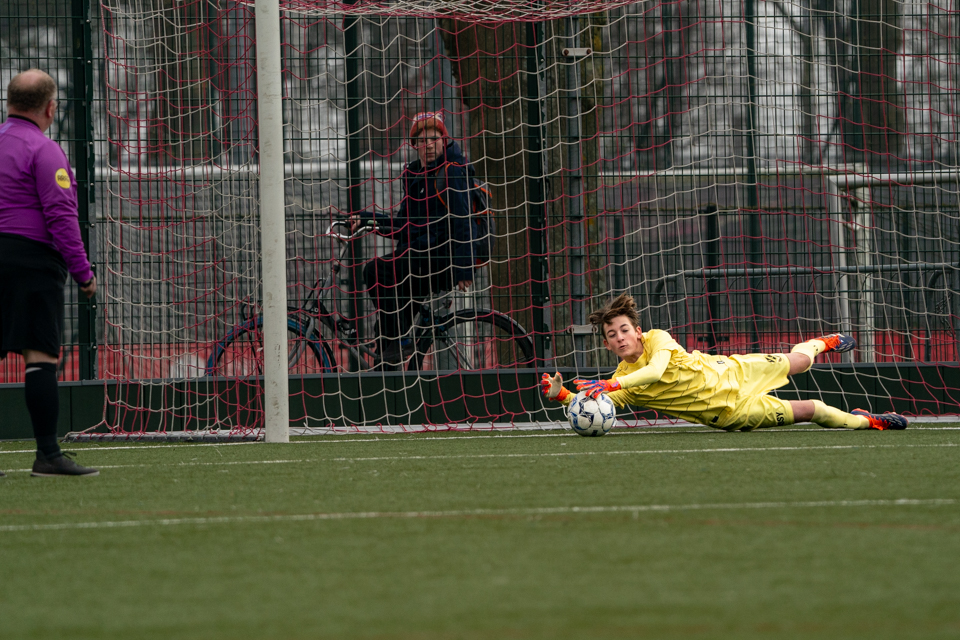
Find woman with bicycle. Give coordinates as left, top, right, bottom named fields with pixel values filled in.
left=347, top=112, right=476, bottom=365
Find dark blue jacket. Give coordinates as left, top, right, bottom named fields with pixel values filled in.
left=361, top=141, right=474, bottom=283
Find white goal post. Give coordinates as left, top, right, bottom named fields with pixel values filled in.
left=255, top=0, right=290, bottom=443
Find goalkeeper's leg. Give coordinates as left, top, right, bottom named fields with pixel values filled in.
left=730, top=397, right=897, bottom=431
left=790, top=400, right=865, bottom=429
left=790, top=400, right=907, bottom=430
left=788, top=334, right=858, bottom=374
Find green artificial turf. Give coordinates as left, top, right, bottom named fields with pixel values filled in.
left=2, top=425, right=959, bottom=639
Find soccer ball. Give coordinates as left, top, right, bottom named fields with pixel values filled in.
left=567, top=391, right=616, bottom=437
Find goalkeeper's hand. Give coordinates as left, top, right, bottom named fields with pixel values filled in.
left=573, top=377, right=621, bottom=399
left=540, top=372, right=570, bottom=402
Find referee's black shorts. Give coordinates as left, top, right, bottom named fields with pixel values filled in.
left=0, top=233, right=68, bottom=359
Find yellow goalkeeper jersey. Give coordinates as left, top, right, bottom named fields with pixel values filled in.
left=606, top=329, right=760, bottom=427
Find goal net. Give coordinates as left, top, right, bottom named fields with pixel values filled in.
left=89, top=0, right=960, bottom=438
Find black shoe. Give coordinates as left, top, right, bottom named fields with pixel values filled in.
left=31, top=452, right=99, bottom=477
left=0, top=470, right=5, bottom=478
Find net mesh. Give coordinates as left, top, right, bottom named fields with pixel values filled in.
left=93, top=0, right=960, bottom=436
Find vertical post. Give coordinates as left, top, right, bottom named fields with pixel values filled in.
left=825, top=177, right=855, bottom=364
left=344, top=11, right=365, bottom=365
left=612, top=215, right=626, bottom=295
left=525, top=18, right=549, bottom=365
left=701, top=204, right=721, bottom=354
left=255, top=0, right=290, bottom=442
left=954, top=267, right=960, bottom=366
left=851, top=178, right=876, bottom=363
left=744, top=0, right=762, bottom=351
left=72, top=0, right=97, bottom=379
left=564, top=17, right=586, bottom=366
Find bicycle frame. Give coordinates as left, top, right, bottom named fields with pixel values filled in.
left=304, top=221, right=509, bottom=371
left=207, top=218, right=532, bottom=374
left=300, top=220, right=380, bottom=370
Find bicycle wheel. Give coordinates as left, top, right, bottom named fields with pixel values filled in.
left=411, top=309, right=535, bottom=371
left=205, top=316, right=335, bottom=376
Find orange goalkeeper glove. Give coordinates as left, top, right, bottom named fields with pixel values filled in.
left=540, top=372, right=571, bottom=402
left=573, top=378, right=621, bottom=399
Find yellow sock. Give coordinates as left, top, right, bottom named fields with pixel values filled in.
left=811, top=400, right=869, bottom=429
left=791, top=339, right=826, bottom=359
left=790, top=340, right=827, bottom=372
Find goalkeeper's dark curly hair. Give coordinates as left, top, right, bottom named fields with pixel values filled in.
left=588, top=293, right=641, bottom=332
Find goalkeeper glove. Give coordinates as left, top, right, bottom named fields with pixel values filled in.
left=540, top=372, right=571, bottom=402
left=573, top=378, right=621, bottom=399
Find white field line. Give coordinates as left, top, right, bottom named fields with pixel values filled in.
left=2, top=424, right=960, bottom=456
left=1, top=442, right=957, bottom=473
left=1, top=459, right=310, bottom=472
left=320, top=442, right=960, bottom=463
left=1, top=498, right=956, bottom=534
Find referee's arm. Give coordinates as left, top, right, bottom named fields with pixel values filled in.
left=34, top=146, right=95, bottom=296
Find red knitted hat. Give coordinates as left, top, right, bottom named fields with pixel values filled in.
left=409, top=111, right=449, bottom=142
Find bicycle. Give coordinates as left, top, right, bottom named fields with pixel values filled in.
left=204, top=220, right=535, bottom=375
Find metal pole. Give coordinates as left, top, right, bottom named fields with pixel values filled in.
left=744, top=0, right=762, bottom=352
left=255, top=0, right=290, bottom=442
left=525, top=18, right=549, bottom=366
left=850, top=172, right=877, bottom=363
left=72, top=0, right=97, bottom=379
left=954, top=268, right=960, bottom=366
left=344, top=10, right=365, bottom=365
left=564, top=17, right=586, bottom=367
left=701, top=204, right=721, bottom=354
left=613, top=216, right=626, bottom=295
left=825, top=177, right=855, bottom=363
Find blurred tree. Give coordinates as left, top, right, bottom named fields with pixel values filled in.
left=816, top=0, right=902, bottom=169
left=438, top=21, right=536, bottom=331
left=148, top=0, right=218, bottom=165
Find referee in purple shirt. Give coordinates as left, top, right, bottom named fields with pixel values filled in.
left=0, top=69, right=98, bottom=477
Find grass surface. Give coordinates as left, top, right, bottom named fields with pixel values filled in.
left=2, top=425, right=960, bottom=639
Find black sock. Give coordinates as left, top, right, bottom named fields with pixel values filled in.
left=25, top=362, right=61, bottom=459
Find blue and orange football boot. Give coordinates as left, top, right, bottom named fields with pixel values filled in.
left=816, top=333, right=857, bottom=354
left=851, top=409, right=908, bottom=430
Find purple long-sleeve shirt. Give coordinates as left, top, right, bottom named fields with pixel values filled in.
left=0, top=115, right=93, bottom=283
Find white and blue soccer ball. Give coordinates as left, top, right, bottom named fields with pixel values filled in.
left=567, top=391, right=616, bottom=437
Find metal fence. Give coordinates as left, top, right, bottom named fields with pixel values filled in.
left=3, top=0, right=959, bottom=387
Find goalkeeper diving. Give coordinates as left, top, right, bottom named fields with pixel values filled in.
left=542, top=293, right=907, bottom=431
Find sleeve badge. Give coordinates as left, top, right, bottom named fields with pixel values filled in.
left=55, top=168, right=71, bottom=189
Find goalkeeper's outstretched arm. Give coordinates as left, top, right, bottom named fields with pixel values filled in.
left=573, top=349, right=672, bottom=399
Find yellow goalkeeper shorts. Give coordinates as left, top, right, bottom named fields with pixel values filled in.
left=716, top=353, right=793, bottom=432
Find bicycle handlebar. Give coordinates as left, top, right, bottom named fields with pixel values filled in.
left=324, top=219, right=377, bottom=242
